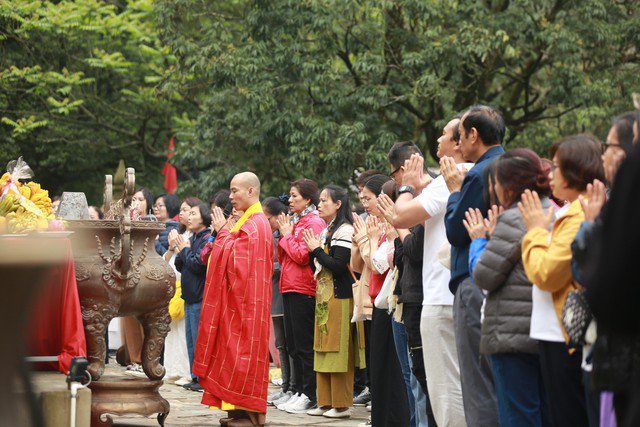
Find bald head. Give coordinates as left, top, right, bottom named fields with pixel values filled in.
left=229, top=171, right=261, bottom=211
left=233, top=172, right=261, bottom=192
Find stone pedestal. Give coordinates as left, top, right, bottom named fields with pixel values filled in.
left=16, top=372, right=91, bottom=427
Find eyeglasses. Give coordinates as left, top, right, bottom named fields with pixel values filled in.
left=360, top=196, right=373, bottom=206
left=390, top=166, right=402, bottom=181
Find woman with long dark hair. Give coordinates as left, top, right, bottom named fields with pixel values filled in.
left=359, top=174, right=410, bottom=426
left=302, top=185, right=366, bottom=419
left=275, top=179, right=326, bottom=414
left=469, top=148, right=553, bottom=426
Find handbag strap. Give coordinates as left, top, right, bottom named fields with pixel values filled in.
left=347, top=264, right=358, bottom=282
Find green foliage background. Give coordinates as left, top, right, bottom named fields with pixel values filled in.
left=2, top=0, right=639, bottom=202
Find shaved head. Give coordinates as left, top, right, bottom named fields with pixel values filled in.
left=232, top=172, right=261, bottom=193
left=229, top=171, right=261, bottom=211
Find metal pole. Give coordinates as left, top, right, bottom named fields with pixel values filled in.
left=69, top=382, right=80, bottom=427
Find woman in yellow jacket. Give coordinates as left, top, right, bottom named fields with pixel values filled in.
left=519, top=134, right=605, bottom=427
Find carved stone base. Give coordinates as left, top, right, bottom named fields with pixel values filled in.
left=89, top=375, right=169, bottom=426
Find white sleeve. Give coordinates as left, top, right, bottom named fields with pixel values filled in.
left=371, top=241, right=390, bottom=274
left=416, top=176, right=449, bottom=218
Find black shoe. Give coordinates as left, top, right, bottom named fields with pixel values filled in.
left=183, top=380, right=203, bottom=392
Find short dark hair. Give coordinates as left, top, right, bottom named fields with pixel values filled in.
left=322, top=185, right=353, bottom=240
left=611, top=111, right=636, bottom=155
left=555, top=134, right=605, bottom=192
left=179, top=197, right=203, bottom=233
left=262, top=196, right=289, bottom=216
left=495, top=148, right=551, bottom=207
left=461, top=105, right=505, bottom=146
left=209, top=189, right=231, bottom=209
left=154, top=193, right=181, bottom=218
left=290, top=178, right=320, bottom=206
left=387, top=141, right=422, bottom=170
left=356, top=169, right=384, bottom=188
left=363, top=174, right=391, bottom=196
left=195, top=202, right=212, bottom=228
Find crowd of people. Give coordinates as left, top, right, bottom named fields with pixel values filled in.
left=109, top=103, right=639, bottom=427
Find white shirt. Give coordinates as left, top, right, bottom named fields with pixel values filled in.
left=417, top=163, right=474, bottom=306
left=529, top=203, right=571, bottom=342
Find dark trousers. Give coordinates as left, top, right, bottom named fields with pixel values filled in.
left=273, top=315, right=295, bottom=393
left=370, top=307, right=409, bottom=427
left=282, top=292, right=316, bottom=401
left=538, top=340, right=588, bottom=426
left=453, top=278, right=499, bottom=427
left=490, top=352, right=552, bottom=427
left=185, top=301, right=202, bottom=381
left=354, top=319, right=371, bottom=394
left=403, top=303, right=436, bottom=426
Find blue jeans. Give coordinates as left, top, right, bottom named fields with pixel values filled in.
left=184, top=301, right=202, bottom=381
left=392, top=319, right=426, bottom=427
left=490, top=352, right=552, bottom=427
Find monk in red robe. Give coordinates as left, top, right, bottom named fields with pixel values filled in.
left=193, top=172, right=274, bottom=427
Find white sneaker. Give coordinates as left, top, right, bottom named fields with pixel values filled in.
left=307, top=406, right=330, bottom=416
left=267, top=390, right=286, bottom=405
left=277, top=393, right=300, bottom=411
left=285, top=393, right=315, bottom=414
left=323, top=408, right=352, bottom=419
left=272, top=391, right=293, bottom=407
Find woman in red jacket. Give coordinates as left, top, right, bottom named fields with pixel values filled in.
left=275, top=179, right=327, bottom=414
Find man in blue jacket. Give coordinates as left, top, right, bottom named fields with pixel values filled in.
left=441, top=105, right=505, bottom=427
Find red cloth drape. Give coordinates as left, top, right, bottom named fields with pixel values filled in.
left=162, top=137, right=178, bottom=194
left=26, top=239, right=86, bottom=374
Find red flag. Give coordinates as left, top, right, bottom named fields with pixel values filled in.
left=162, top=137, right=178, bottom=194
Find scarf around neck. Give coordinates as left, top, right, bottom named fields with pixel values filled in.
left=292, top=203, right=316, bottom=224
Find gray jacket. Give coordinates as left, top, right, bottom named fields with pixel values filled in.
left=473, top=199, right=551, bottom=355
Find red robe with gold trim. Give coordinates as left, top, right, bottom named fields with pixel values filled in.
left=193, top=211, right=274, bottom=412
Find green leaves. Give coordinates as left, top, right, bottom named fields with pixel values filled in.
left=0, top=0, right=194, bottom=203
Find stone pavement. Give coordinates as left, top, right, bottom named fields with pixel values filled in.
left=107, top=362, right=369, bottom=426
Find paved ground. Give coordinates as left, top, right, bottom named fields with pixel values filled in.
left=106, top=361, right=369, bottom=426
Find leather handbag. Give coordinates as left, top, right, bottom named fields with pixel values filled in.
left=562, top=289, right=593, bottom=347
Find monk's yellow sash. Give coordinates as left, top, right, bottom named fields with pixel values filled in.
left=230, top=202, right=262, bottom=233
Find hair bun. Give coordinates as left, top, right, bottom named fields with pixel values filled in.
left=277, top=194, right=289, bottom=204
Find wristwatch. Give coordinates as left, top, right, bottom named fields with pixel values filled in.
left=397, top=185, right=415, bottom=196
